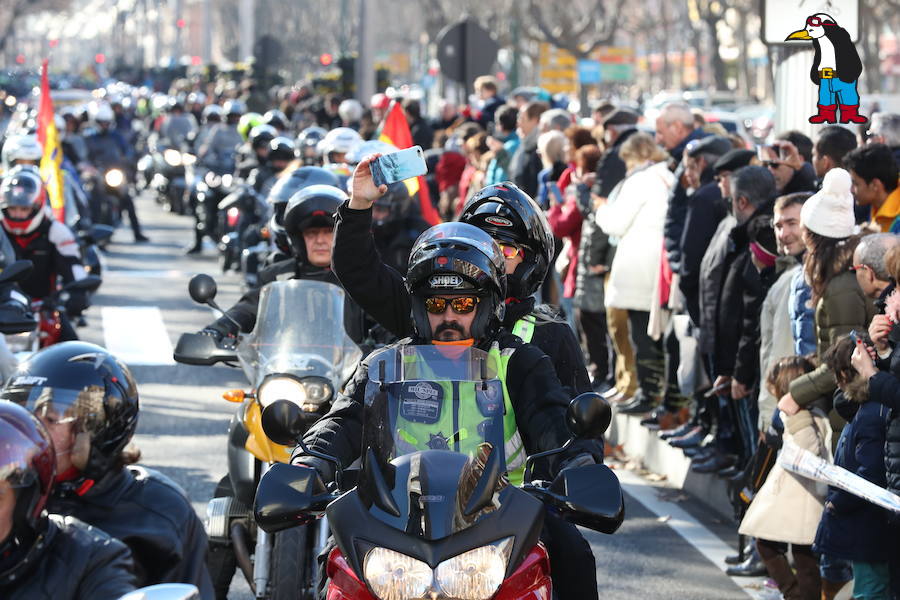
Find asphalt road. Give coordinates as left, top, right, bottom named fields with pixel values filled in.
left=76, top=192, right=767, bottom=599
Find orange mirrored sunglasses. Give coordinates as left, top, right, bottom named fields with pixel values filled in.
left=424, top=296, right=480, bottom=315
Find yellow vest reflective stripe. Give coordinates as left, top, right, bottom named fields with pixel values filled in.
left=395, top=344, right=527, bottom=486
left=512, top=316, right=536, bottom=343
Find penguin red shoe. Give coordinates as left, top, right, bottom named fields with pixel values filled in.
left=808, top=104, right=837, bottom=124
left=839, top=104, right=868, bottom=124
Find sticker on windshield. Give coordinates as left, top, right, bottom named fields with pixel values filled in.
left=476, top=381, right=504, bottom=417
left=400, top=381, right=443, bottom=424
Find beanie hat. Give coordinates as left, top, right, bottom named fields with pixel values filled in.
left=799, top=168, right=855, bottom=239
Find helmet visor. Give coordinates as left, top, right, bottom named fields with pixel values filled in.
left=2, top=385, right=107, bottom=436
left=0, top=415, right=52, bottom=490
left=1, top=177, right=40, bottom=209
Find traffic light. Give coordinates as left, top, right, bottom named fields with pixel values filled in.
left=319, top=53, right=333, bottom=67
left=49, top=39, right=59, bottom=48
left=15, top=54, right=25, bottom=65
left=176, top=18, right=186, bottom=28
left=94, top=53, right=106, bottom=64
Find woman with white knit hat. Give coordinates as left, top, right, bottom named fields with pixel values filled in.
left=776, top=167, right=876, bottom=599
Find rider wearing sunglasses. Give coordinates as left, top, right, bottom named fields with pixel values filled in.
left=332, top=156, right=592, bottom=399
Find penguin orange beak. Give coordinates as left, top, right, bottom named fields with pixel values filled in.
left=785, top=29, right=812, bottom=40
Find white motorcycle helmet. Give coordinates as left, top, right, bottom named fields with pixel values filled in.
left=201, top=104, right=224, bottom=123
left=317, top=127, right=362, bottom=164
left=338, top=99, right=363, bottom=124
left=1, top=134, right=43, bottom=170
left=90, top=102, right=115, bottom=124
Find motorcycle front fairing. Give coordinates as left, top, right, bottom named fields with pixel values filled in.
left=327, top=345, right=545, bottom=584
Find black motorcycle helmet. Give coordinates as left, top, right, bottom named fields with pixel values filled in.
left=267, top=136, right=296, bottom=165
left=0, top=401, right=55, bottom=539
left=262, top=109, right=289, bottom=132
left=1, top=342, right=139, bottom=487
left=266, top=166, right=341, bottom=249
left=249, top=124, right=277, bottom=152
left=459, top=182, right=554, bottom=300
left=372, top=181, right=411, bottom=229
left=406, top=223, right=506, bottom=342
left=296, top=127, right=327, bottom=166
left=282, top=184, right=346, bottom=262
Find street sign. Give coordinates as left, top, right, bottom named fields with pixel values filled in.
left=436, top=19, right=499, bottom=89
left=762, top=0, right=859, bottom=44
left=577, top=60, right=602, bottom=84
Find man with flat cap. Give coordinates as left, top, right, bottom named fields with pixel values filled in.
left=591, top=108, right=640, bottom=202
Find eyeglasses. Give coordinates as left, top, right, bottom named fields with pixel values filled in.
left=497, top=242, right=524, bottom=260
left=850, top=264, right=870, bottom=272
left=806, top=16, right=834, bottom=27
left=424, top=296, right=480, bottom=315
left=762, top=160, right=785, bottom=170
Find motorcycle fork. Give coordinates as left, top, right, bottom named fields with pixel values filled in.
left=253, top=461, right=273, bottom=598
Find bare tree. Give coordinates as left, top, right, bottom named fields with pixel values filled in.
left=0, top=0, right=71, bottom=55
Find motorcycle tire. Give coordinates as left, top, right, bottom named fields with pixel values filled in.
left=270, top=525, right=315, bottom=600
left=207, top=475, right=238, bottom=600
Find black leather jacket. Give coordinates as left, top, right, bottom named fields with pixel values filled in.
left=0, top=515, right=136, bottom=600
left=48, top=466, right=213, bottom=599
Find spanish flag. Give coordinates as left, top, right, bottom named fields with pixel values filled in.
left=36, top=59, right=65, bottom=221
left=376, top=101, right=441, bottom=225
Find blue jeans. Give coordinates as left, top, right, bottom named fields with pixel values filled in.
left=820, top=552, right=853, bottom=583
left=818, top=77, right=860, bottom=105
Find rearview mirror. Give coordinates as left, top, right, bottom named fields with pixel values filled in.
left=87, top=224, right=115, bottom=245
left=0, top=260, right=33, bottom=284
left=188, top=274, right=218, bottom=305
left=567, top=392, right=612, bottom=439
left=550, top=463, right=624, bottom=534
left=65, top=274, right=102, bottom=293
left=261, top=399, right=309, bottom=446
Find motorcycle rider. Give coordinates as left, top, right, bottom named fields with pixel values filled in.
left=261, top=109, right=289, bottom=134
left=251, top=137, right=295, bottom=199
left=158, top=99, right=197, bottom=151
left=192, top=104, right=224, bottom=153
left=0, top=167, right=89, bottom=340
left=1, top=341, right=214, bottom=599
left=333, top=156, right=592, bottom=397
left=84, top=102, right=148, bottom=242
left=317, top=127, right=362, bottom=165
left=0, top=401, right=137, bottom=600
left=371, top=181, right=429, bottom=273
left=1, top=133, right=43, bottom=171
left=200, top=183, right=370, bottom=343
left=236, top=124, right=276, bottom=179
left=296, top=126, right=327, bottom=166
left=292, top=221, right=603, bottom=599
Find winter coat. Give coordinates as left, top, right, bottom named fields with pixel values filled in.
left=591, top=128, right=637, bottom=199
left=789, top=272, right=876, bottom=415
left=573, top=184, right=611, bottom=313
left=509, top=130, right=542, bottom=198
left=739, top=408, right=832, bottom=545
left=662, top=128, right=709, bottom=270
left=788, top=268, right=818, bottom=356
left=597, top=161, right=674, bottom=312
left=714, top=203, right=772, bottom=384
left=866, top=370, right=900, bottom=498
left=813, top=400, right=890, bottom=563
left=759, top=258, right=802, bottom=430
left=548, top=174, right=587, bottom=298
left=48, top=466, right=213, bottom=598
left=678, top=177, right=728, bottom=327
left=0, top=515, right=137, bottom=600
left=330, top=201, right=592, bottom=398
left=697, top=213, right=737, bottom=357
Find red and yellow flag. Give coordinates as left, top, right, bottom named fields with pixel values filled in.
left=376, top=101, right=441, bottom=225
left=37, top=59, right=65, bottom=221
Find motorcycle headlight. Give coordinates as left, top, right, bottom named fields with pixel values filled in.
left=256, top=376, right=306, bottom=408
left=435, top=537, right=513, bottom=599
left=182, top=153, right=197, bottom=165
left=221, top=173, right=233, bottom=188
left=300, top=378, right=333, bottom=409
left=363, top=547, right=432, bottom=600
left=205, top=172, right=221, bottom=187
left=163, top=148, right=182, bottom=166
left=104, top=169, right=125, bottom=187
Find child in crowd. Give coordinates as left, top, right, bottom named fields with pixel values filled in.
left=816, top=335, right=891, bottom=600
left=740, top=355, right=830, bottom=600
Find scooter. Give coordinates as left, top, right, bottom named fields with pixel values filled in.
left=255, top=345, right=624, bottom=600
left=174, top=274, right=362, bottom=600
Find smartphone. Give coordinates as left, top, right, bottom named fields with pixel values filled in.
left=849, top=329, right=860, bottom=344
left=370, top=146, right=427, bottom=187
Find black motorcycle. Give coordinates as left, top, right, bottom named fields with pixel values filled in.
left=255, top=344, right=624, bottom=600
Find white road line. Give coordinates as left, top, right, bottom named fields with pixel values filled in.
left=101, top=307, right=175, bottom=365
left=616, top=468, right=769, bottom=599
left=106, top=269, right=186, bottom=279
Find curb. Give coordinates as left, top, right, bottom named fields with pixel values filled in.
left=607, top=410, right=736, bottom=522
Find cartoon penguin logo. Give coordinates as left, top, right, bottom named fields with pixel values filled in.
left=785, top=13, right=866, bottom=125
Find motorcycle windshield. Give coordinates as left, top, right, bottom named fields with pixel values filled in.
left=361, top=345, right=511, bottom=539
left=236, top=280, right=361, bottom=392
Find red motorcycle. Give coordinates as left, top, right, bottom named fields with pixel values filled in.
left=32, top=276, right=102, bottom=348
left=254, top=346, right=624, bottom=600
